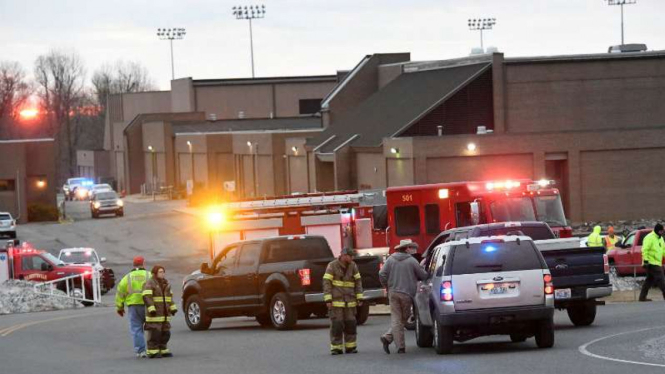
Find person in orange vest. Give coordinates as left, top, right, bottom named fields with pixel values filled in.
left=604, top=227, right=619, bottom=252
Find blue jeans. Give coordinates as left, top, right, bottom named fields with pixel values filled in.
left=127, top=305, right=146, bottom=354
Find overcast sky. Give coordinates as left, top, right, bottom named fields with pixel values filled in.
left=1, top=0, right=663, bottom=90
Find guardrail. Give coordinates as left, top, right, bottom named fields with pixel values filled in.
left=33, top=270, right=102, bottom=306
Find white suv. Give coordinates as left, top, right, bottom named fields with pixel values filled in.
left=414, top=236, right=555, bottom=354
left=0, top=212, right=16, bottom=239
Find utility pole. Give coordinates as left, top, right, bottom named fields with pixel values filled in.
left=232, top=5, right=266, bottom=78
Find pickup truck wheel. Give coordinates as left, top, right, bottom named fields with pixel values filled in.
left=415, top=308, right=433, bottom=348
left=356, top=303, right=370, bottom=325
left=270, top=292, right=297, bottom=330
left=567, top=302, right=597, bottom=326
left=535, top=318, right=555, bottom=348
left=256, top=313, right=272, bottom=327
left=510, top=333, right=528, bottom=343
left=185, top=295, right=212, bottom=331
left=433, top=318, right=453, bottom=354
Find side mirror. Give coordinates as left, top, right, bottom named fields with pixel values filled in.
left=470, top=201, right=480, bottom=226
left=100, top=257, right=107, bottom=263
left=41, top=263, right=53, bottom=271
left=201, top=263, right=211, bottom=274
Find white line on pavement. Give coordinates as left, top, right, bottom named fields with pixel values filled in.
left=579, top=325, right=665, bottom=368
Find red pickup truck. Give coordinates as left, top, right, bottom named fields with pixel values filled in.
left=608, top=229, right=665, bottom=276
left=5, top=243, right=95, bottom=299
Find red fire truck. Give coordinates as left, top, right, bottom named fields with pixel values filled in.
left=385, top=179, right=572, bottom=254
left=210, top=179, right=570, bottom=259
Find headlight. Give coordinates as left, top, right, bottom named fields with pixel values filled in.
left=93, top=202, right=101, bottom=209
left=77, top=189, right=87, bottom=197
left=117, top=199, right=124, bottom=207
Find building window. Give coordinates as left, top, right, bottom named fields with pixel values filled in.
left=0, top=179, right=16, bottom=191
left=425, top=204, right=440, bottom=235
left=299, top=99, right=322, bottom=115
left=395, top=206, right=420, bottom=236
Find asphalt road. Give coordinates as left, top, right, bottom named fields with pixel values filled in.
left=2, top=302, right=665, bottom=374
left=6, top=197, right=665, bottom=373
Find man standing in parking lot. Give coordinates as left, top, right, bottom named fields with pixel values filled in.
left=379, top=240, right=428, bottom=354
left=115, top=256, right=150, bottom=358
left=639, top=223, right=665, bottom=302
left=323, top=247, right=363, bottom=355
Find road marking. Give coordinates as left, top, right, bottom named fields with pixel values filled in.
left=579, top=325, right=665, bottom=368
left=0, top=309, right=111, bottom=337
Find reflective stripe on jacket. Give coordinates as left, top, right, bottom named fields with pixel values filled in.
left=642, top=231, right=665, bottom=266
left=115, top=268, right=150, bottom=310
left=322, top=259, right=363, bottom=308
left=143, top=277, right=177, bottom=330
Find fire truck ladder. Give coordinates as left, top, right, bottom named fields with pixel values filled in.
left=224, top=193, right=365, bottom=212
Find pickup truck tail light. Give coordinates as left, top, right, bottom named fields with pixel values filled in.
left=544, top=274, right=554, bottom=295
left=603, top=254, right=610, bottom=274
left=440, top=281, right=453, bottom=302
left=298, top=268, right=311, bottom=286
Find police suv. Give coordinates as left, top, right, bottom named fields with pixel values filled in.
left=414, top=236, right=555, bottom=354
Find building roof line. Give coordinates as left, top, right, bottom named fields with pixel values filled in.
left=333, top=134, right=360, bottom=152
left=193, top=75, right=337, bottom=87
left=321, top=55, right=372, bottom=110
left=504, top=50, right=665, bottom=64
left=313, top=135, right=337, bottom=152
left=174, top=128, right=324, bottom=136
left=391, top=62, right=492, bottom=138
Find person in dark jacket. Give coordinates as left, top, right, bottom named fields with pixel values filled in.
left=639, top=223, right=665, bottom=302
left=142, top=265, right=178, bottom=358
left=379, top=240, right=429, bottom=354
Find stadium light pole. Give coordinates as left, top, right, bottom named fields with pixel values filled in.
left=468, top=18, right=496, bottom=52
left=157, top=28, right=186, bottom=80
left=606, top=0, right=637, bottom=45
left=232, top=5, right=266, bottom=78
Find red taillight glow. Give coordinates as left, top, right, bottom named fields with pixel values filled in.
left=379, top=262, right=384, bottom=271
left=298, top=268, right=311, bottom=286
left=559, top=228, right=573, bottom=238
left=603, top=254, right=610, bottom=274
left=544, top=274, right=554, bottom=295
left=441, top=281, right=453, bottom=302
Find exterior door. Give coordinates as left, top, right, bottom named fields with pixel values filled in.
left=229, top=242, right=263, bottom=308
left=20, top=254, right=58, bottom=282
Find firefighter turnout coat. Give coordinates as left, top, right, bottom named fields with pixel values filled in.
left=323, top=259, right=364, bottom=308
left=142, top=277, right=177, bottom=330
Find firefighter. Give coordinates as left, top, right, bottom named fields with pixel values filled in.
left=115, top=256, right=150, bottom=358
left=143, top=265, right=178, bottom=358
left=323, top=247, right=363, bottom=355
left=379, top=240, right=429, bottom=354
left=639, top=223, right=665, bottom=302
left=587, top=225, right=604, bottom=248
left=604, top=226, right=619, bottom=252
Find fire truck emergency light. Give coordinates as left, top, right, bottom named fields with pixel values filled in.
left=485, top=180, right=520, bottom=191
left=438, top=188, right=449, bottom=199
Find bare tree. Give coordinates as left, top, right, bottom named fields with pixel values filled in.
left=34, top=50, right=86, bottom=178
left=0, top=61, right=31, bottom=119
left=91, top=60, right=155, bottom=115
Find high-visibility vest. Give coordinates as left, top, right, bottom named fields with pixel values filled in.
left=605, top=236, right=618, bottom=250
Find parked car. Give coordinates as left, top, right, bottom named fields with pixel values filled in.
left=63, top=178, right=93, bottom=201
left=608, top=229, right=665, bottom=276
left=414, top=236, right=555, bottom=354
left=182, top=235, right=386, bottom=331
left=88, top=184, right=114, bottom=199
left=57, top=247, right=115, bottom=294
left=90, top=191, right=124, bottom=218
left=0, top=212, right=16, bottom=239
left=422, top=222, right=611, bottom=327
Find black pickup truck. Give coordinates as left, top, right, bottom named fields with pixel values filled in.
left=422, top=222, right=612, bottom=326
left=182, top=235, right=386, bottom=331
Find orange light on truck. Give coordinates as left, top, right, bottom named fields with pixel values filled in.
left=438, top=188, right=449, bottom=199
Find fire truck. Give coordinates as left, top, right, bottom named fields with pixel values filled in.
left=210, top=179, right=570, bottom=259
left=386, top=179, right=572, bottom=254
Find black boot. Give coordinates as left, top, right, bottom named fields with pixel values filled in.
left=331, top=349, right=343, bottom=355
left=380, top=336, right=391, bottom=354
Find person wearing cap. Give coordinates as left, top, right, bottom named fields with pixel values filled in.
left=639, top=223, right=665, bottom=302
left=379, top=240, right=428, bottom=354
left=142, top=265, right=177, bottom=358
left=323, top=247, right=364, bottom=355
left=115, top=256, right=150, bottom=358
left=604, top=227, right=619, bottom=252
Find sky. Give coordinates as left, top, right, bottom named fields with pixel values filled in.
left=1, top=0, right=664, bottom=90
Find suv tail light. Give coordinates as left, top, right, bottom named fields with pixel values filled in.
left=559, top=228, right=573, bottom=238
left=544, top=274, right=554, bottom=295
left=298, top=268, right=311, bottom=286
left=603, top=254, right=610, bottom=274
left=440, top=281, right=453, bottom=302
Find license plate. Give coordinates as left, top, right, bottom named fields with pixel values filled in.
left=555, top=288, right=571, bottom=299
left=490, top=287, right=508, bottom=295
